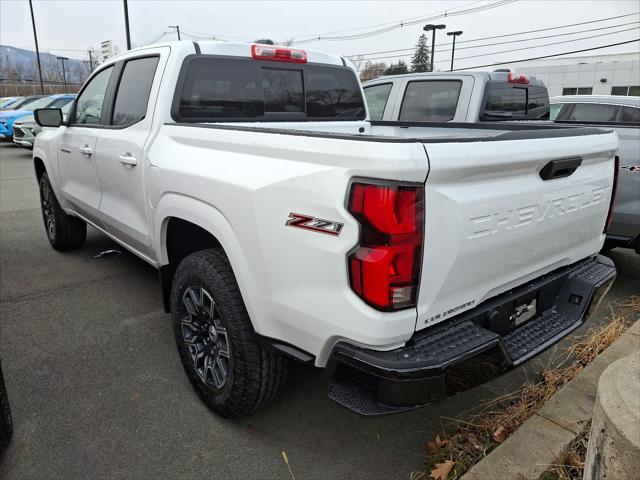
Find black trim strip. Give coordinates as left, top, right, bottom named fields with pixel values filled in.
left=193, top=41, right=201, bottom=54
left=164, top=121, right=613, bottom=144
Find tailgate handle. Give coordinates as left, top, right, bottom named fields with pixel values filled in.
left=539, top=156, right=582, bottom=181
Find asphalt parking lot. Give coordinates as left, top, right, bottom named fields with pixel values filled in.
left=0, top=141, right=638, bottom=480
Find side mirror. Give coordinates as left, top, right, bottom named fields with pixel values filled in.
left=34, top=108, right=63, bottom=127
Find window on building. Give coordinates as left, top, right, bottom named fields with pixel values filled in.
left=562, top=87, right=592, bottom=95
left=611, top=85, right=640, bottom=96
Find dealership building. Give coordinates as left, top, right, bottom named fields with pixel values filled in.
left=500, top=52, right=639, bottom=97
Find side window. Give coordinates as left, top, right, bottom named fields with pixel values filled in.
left=566, top=103, right=620, bottom=122
left=399, top=81, right=461, bottom=122
left=74, top=66, right=114, bottom=125
left=112, top=57, right=160, bottom=126
left=619, top=106, right=640, bottom=123
left=363, top=83, right=392, bottom=121
left=549, top=103, right=563, bottom=120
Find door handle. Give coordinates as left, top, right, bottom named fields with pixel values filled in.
left=118, top=153, right=138, bottom=167
left=79, top=145, right=93, bottom=156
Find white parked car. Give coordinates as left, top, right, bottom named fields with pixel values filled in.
left=32, top=41, right=618, bottom=417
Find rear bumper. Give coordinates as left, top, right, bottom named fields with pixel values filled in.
left=326, top=255, right=616, bottom=415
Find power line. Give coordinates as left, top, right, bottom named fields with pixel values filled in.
left=453, top=38, right=640, bottom=70
left=289, top=0, right=517, bottom=44
left=346, top=12, right=639, bottom=58
left=275, top=0, right=488, bottom=39
left=357, top=25, right=639, bottom=63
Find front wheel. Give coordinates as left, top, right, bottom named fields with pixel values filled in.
left=39, top=173, right=86, bottom=251
left=171, top=249, right=288, bottom=417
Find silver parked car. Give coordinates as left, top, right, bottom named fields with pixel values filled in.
left=552, top=95, right=639, bottom=253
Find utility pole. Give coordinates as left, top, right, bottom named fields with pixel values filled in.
left=423, top=23, right=446, bottom=72
left=123, top=0, right=132, bottom=50
left=169, top=25, right=181, bottom=40
left=28, top=0, right=45, bottom=94
left=447, top=31, right=463, bottom=71
left=88, top=49, right=94, bottom=72
left=57, top=56, right=68, bottom=92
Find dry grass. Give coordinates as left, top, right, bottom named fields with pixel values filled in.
left=539, top=422, right=591, bottom=480
left=412, top=295, right=639, bottom=480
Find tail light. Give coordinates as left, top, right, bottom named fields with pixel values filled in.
left=604, top=155, right=620, bottom=233
left=251, top=44, right=307, bottom=63
left=508, top=73, right=529, bottom=84
left=347, top=181, right=424, bottom=311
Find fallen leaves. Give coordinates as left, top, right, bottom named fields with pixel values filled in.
left=430, top=459, right=454, bottom=480
left=426, top=434, right=449, bottom=454
left=492, top=425, right=508, bottom=443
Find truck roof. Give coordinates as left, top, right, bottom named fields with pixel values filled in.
left=108, top=40, right=347, bottom=67
left=551, top=95, right=640, bottom=106
left=363, top=70, right=545, bottom=86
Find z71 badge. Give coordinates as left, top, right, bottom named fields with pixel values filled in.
left=285, top=213, right=344, bottom=236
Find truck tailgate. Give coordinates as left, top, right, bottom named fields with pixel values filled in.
left=416, top=130, right=618, bottom=330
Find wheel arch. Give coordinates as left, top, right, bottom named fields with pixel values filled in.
left=34, top=156, right=46, bottom=180
left=155, top=194, right=259, bottom=323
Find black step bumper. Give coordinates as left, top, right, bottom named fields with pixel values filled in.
left=327, top=255, right=616, bottom=415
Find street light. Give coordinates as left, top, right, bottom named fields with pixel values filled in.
left=57, top=56, right=69, bottom=92
left=169, top=25, right=181, bottom=40
left=423, top=24, right=446, bottom=72
left=447, top=31, right=463, bottom=71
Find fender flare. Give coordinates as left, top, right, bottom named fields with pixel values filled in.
left=154, top=193, right=267, bottom=333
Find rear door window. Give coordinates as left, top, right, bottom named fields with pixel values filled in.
left=363, top=83, right=392, bottom=120
left=399, top=81, right=461, bottom=122
left=112, top=56, right=160, bottom=126
left=563, top=103, right=620, bottom=122
left=174, top=56, right=365, bottom=122
left=618, top=106, right=640, bottom=123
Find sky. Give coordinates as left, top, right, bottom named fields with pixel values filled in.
left=1, top=0, right=638, bottom=71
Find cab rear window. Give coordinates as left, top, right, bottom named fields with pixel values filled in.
left=173, top=56, right=365, bottom=122
left=481, top=83, right=550, bottom=120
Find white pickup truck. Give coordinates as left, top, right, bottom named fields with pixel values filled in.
left=33, top=41, right=618, bottom=417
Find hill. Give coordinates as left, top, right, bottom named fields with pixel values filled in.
left=0, top=44, right=90, bottom=86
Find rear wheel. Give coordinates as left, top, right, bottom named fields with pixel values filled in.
left=39, top=173, right=86, bottom=251
left=171, top=249, right=288, bottom=417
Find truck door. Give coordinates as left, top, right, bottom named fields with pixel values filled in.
left=58, top=65, right=114, bottom=227
left=94, top=52, right=165, bottom=260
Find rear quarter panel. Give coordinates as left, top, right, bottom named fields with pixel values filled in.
left=151, top=125, right=430, bottom=365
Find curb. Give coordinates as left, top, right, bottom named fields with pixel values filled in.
left=461, top=320, right=640, bottom=480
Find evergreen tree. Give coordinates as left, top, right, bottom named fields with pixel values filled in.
left=410, top=34, right=431, bottom=73
left=384, top=60, right=409, bottom=76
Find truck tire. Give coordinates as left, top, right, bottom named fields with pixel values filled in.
left=0, top=360, right=13, bottom=455
left=38, top=173, right=86, bottom=251
left=170, top=249, right=288, bottom=417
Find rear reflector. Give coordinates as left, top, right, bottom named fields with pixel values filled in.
left=347, top=182, right=424, bottom=311
left=251, top=44, right=307, bottom=63
left=508, top=73, right=529, bottom=84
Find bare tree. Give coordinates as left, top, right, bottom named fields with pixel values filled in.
left=359, top=61, right=387, bottom=82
